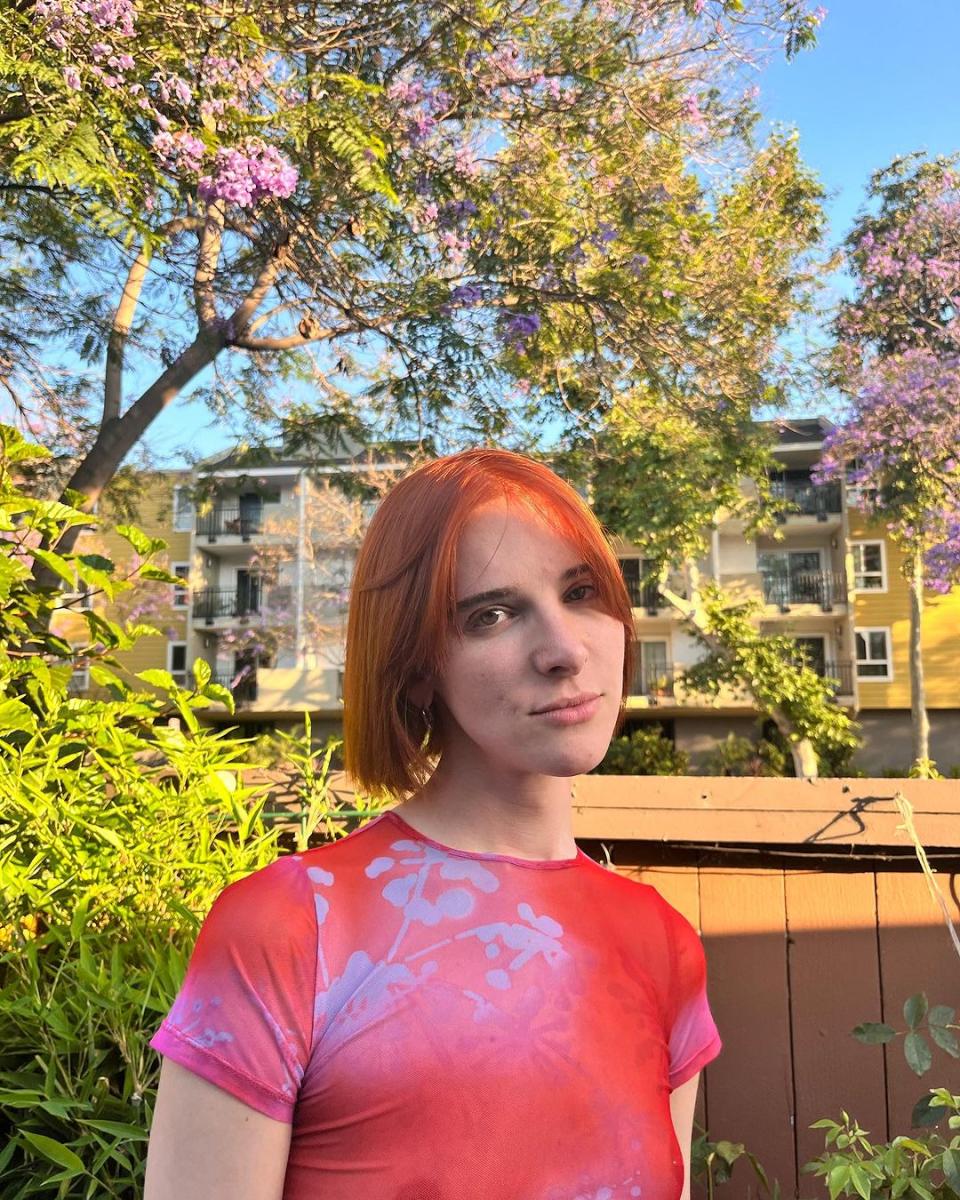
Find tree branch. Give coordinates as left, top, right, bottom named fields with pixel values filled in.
left=194, top=201, right=225, bottom=327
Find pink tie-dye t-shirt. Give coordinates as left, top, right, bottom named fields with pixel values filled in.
left=151, top=810, right=722, bottom=1200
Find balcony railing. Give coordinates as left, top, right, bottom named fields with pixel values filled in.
left=196, top=506, right=262, bottom=539
left=193, top=587, right=262, bottom=623
left=820, top=661, right=854, bottom=695
left=787, top=658, right=854, bottom=696
left=770, top=478, right=842, bottom=520
left=214, top=670, right=258, bottom=704
left=628, top=663, right=677, bottom=700
left=623, top=578, right=663, bottom=613
left=762, top=570, right=847, bottom=611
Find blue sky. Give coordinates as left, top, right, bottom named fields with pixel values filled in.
left=145, top=2, right=960, bottom=465
left=761, top=1, right=959, bottom=249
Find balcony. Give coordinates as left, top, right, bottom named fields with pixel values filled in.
left=196, top=506, right=262, bottom=541
left=214, top=670, right=258, bottom=705
left=628, top=663, right=678, bottom=702
left=623, top=578, right=663, bottom=614
left=762, top=570, right=847, bottom=612
left=193, top=587, right=261, bottom=624
left=820, top=661, right=854, bottom=696
left=770, top=478, right=842, bottom=522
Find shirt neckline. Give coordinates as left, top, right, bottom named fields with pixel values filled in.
left=381, top=810, right=587, bottom=870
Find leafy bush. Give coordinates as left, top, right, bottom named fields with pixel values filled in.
left=0, top=427, right=354, bottom=1197
left=701, top=731, right=785, bottom=777
left=592, top=722, right=690, bottom=775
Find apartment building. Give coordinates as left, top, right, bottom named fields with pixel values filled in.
left=63, top=439, right=412, bottom=743
left=613, top=417, right=960, bottom=773
left=64, top=419, right=960, bottom=773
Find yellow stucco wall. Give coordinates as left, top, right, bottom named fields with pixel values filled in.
left=54, top=473, right=190, bottom=684
left=849, top=511, right=960, bottom=710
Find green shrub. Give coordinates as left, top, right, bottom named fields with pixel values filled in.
left=701, top=731, right=785, bottom=777
left=0, top=427, right=358, bottom=1197
left=592, top=722, right=690, bottom=775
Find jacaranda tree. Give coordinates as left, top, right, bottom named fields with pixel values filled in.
left=816, top=152, right=960, bottom=775
left=1, top=0, right=827, bottom=532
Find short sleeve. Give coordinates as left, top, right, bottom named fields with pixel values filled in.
left=661, top=903, right=722, bottom=1091
left=150, top=855, right=317, bottom=1122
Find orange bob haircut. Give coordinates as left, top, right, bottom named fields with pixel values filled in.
left=342, top=448, right=636, bottom=798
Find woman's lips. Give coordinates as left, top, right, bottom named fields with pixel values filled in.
left=531, top=695, right=602, bottom=725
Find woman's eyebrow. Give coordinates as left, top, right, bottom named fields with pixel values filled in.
left=455, top=562, right=592, bottom=612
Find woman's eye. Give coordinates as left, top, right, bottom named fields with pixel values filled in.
left=567, top=583, right=596, bottom=602
left=470, top=607, right=508, bottom=630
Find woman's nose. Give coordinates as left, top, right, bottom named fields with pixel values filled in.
left=530, top=606, right=588, bottom=675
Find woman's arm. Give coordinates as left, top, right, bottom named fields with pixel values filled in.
left=669, top=1071, right=701, bottom=1200
left=144, top=1059, right=293, bottom=1200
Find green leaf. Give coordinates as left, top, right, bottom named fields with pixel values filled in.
left=192, top=658, right=211, bottom=690
left=31, top=547, right=77, bottom=587
left=138, top=564, right=183, bottom=585
left=853, top=1023, right=896, bottom=1045
left=905, top=1031, right=933, bottom=1077
left=174, top=695, right=200, bottom=734
left=76, top=553, right=114, bottom=573
left=78, top=1119, right=148, bottom=1141
left=848, top=1163, right=871, bottom=1200
left=905, top=994, right=929, bottom=1029
left=202, top=682, right=235, bottom=712
left=828, top=1164, right=850, bottom=1200
left=88, top=664, right=128, bottom=694
left=137, top=669, right=177, bottom=691
left=0, top=697, right=37, bottom=733
left=930, top=1024, right=960, bottom=1058
left=912, top=1094, right=949, bottom=1128
left=942, top=1148, right=960, bottom=1191
left=20, top=1131, right=85, bottom=1174
left=907, top=1180, right=934, bottom=1200
left=928, top=1005, right=955, bottom=1029
left=115, top=524, right=167, bottom=557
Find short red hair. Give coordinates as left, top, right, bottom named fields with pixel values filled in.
left=343, top=449, right=635, bottom=797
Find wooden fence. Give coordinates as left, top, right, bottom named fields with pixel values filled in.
left=570, top=777, right=960, bottom=1200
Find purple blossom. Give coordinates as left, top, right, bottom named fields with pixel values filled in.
left=449, top=283, right=484, bottom=306
left=500, top=311, right=541, bottom=352
left=63, top=66, right=81, bottom=90
left=197, top=141, right=298, bottom=208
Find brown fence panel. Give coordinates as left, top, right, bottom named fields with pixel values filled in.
left=784, top=870, right=887, bottom=1182
left=631, top=867, right=710, bottom=1145
left=698, top=868, right=796, bottom=1200
left=876, top=871, right=960, bottom=1134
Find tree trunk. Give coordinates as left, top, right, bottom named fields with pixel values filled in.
left=768, top=707, right=819, bottom=779
left=909, top=544, right=931, bottom=773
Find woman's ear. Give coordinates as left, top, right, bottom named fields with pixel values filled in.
left=407, top=678, right=434, bottom=709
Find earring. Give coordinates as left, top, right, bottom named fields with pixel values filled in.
left=420, top=705, right=433, bottom=735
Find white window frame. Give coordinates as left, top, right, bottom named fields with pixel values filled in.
left=855, top=627, right=892, bottom=681
left=167, top=641, right=188, bottom=686
left=171, top=562, right=190, bottom=608
left=850, top=540, right=887, bottom=593
left=68, top=663, right=90, bottom=692
left=172, top=486, right=194, bottom=532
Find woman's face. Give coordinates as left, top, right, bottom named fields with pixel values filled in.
left=421, top=499, right=625, bottom=782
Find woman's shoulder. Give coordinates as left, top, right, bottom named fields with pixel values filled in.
left=212, top=813, right=399, bottom=922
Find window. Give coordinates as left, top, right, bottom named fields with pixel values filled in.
left=173, top=487, right=194, bottom=532
left=630, top=639, right=672, bottom=697
left=855, top=628, right=892, bottom=680
left=851, top=541, right=886, bottom=591
left=68, top=663, right=90, bottom=693
left=60, top=580, right=93, bottom=610
left=168, top=642, right=188, bottom=686
left=171, top=562, right=190, bottom=608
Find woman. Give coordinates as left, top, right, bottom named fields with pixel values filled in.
left=145, top=448, right=722, bottom=1200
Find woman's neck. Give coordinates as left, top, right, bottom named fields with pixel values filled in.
left=395, top=760, right=577, bottom=862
